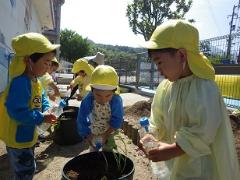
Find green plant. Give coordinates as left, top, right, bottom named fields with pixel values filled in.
left=99, top=130, right=128, bottom=178
left=113, top=130, right=128, bottom=174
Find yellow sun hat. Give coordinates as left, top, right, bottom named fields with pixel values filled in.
left=51, top=57, right=59, bottom=64
left=141, top=19, right=215, bottom=80
left=71, top=58, right=94, bottom=75
left=90, top=65, right=119, bottom=91
left=51, top=57, right=62, bottom=71
left=10, top=32, right=60, bottom=80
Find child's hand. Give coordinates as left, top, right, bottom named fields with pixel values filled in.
left=147, top=142, right=185, bottom=162
left=67, top=85, right=73, bottom=90
left=54, top=91, right=61, bottom=97
left=43, top=114, right=58, bottom=124
left=138, top=133, right=158, bottom=154
left=48, top=94, right=56, bottom=102
left=86, top=134, right=94, bottom=148
left=101, top=133, right=108, bottom=145
left=77, top=94, right=82, bottom=101
left=141, top=133, right=158, bottom=144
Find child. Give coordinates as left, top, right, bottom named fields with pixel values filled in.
left=139, top=20, right=240, bottom=179
left=77, top=65, right=124, bottom=151
left=39, top=57, right=60, bottom=101
left=68, top=58, right=94, bottom=101
left=0, top=32, right=59, bottom=179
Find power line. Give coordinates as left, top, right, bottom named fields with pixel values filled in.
left=205, top=0, right=222, bottom=35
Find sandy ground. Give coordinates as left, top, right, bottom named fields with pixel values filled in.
left=0, top=134, right=156, bottom=180
left=0, top=93, right=155, bottom=180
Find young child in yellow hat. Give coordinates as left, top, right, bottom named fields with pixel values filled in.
left=39, top=57, right=61, bottom=101
left=0, top=32, right=60, bottom=179
left=77, top=65, right=124, bottom=151
left=139, top=19, right=240, bottom=179
left=68, top=58, right=94, bottom=101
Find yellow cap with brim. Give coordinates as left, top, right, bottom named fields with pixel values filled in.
left=10, top=32, right=60, bottom=80
left=72, top=58, right=94, bottom=75
left=51, top=57, right=59, bottom=64
left=141, top=19, right=215, bottom=80
left=89, top=65, right=120, bottom=94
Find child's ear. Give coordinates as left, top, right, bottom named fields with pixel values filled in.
left=178, top=48, right=187, bottom=62
left=23, top=56, right=31, bottom=64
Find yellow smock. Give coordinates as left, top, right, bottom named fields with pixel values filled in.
left=0, top=80, right=43, bottom=148
left=39, top=72, right=54, bottom=92
left=39, top=72, right=54, bottom=94
left=70, top=75, right=91, bottom=98
left=150, top=75, right=240, bottom=180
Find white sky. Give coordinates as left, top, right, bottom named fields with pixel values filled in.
left=61, top=0, right=237, bottom=47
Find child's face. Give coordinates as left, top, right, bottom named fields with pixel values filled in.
left=30, top=52, right=55, bottom=77
left=150, top=50, right=187, bottom=82
left=92, top=89, right=114, bottom=104
left=77, top=71, right=86, bottom=77
left=48, top=63, right=58, bottom=74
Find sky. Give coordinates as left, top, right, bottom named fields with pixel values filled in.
left=61, top=0, right=237, bottom=47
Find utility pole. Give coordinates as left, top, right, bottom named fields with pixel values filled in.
left=226, top=5, right=237, bottom=62
left=227, top=1, right=240, bottom=63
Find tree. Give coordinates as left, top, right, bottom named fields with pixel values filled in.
left=200, top=40, right=211, bottom=56
left=126, top=0, right=193, bottom=40
left=60, top=29, right=92, bottom=63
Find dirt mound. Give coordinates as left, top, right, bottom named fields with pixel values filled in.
left=230, top=115, right=240, bottom=160
left=124, top=100, right=152, bottom=120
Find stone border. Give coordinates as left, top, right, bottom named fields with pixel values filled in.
left=122, top=113, right=240, bottom=146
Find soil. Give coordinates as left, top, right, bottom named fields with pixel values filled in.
left=124, top=100, right=240, bottom=161
left=0, top=100, right=239, bottom=180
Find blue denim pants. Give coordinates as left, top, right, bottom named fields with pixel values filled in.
left=6, top=146, right=36, bottom=180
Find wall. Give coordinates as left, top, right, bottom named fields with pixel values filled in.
left=0, top=0, right=48, bottom=93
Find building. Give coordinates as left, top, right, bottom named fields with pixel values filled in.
left=0, top=0, right=64, bottom=93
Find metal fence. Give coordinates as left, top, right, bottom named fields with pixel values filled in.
left=201, top=32, right=240, bottom=64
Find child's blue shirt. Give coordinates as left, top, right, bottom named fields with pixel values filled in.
left=6, top=75, right=50, bottom=124
left=77, top=92, right=124, bottom=138
left=5, top=75, right=50, bottom=144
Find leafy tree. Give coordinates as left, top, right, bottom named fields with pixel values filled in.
left=208, top=55, right=223, bottom=64
left=200, top=40, right=211, bottom=56
left=60, top=29, right=92, bottom=63
left=126, top=0, right=194, bottom=40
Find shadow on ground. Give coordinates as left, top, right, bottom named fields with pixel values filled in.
left=35, top=140, right=88, bottom=175
left=0, top=140, right=88, bottom=178
left=0, top=154, right=13, bottom=179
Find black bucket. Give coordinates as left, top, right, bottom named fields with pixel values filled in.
left=53, top=106, right=82, bottom=145
left=62, top=151, right=135, bottom=180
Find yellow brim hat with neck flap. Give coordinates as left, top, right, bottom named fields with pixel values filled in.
left=9, top=32, right=60, bottom=80
left=141, top=19, right=215, bottom=80
left=72, top=58, right=94, bottom=75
